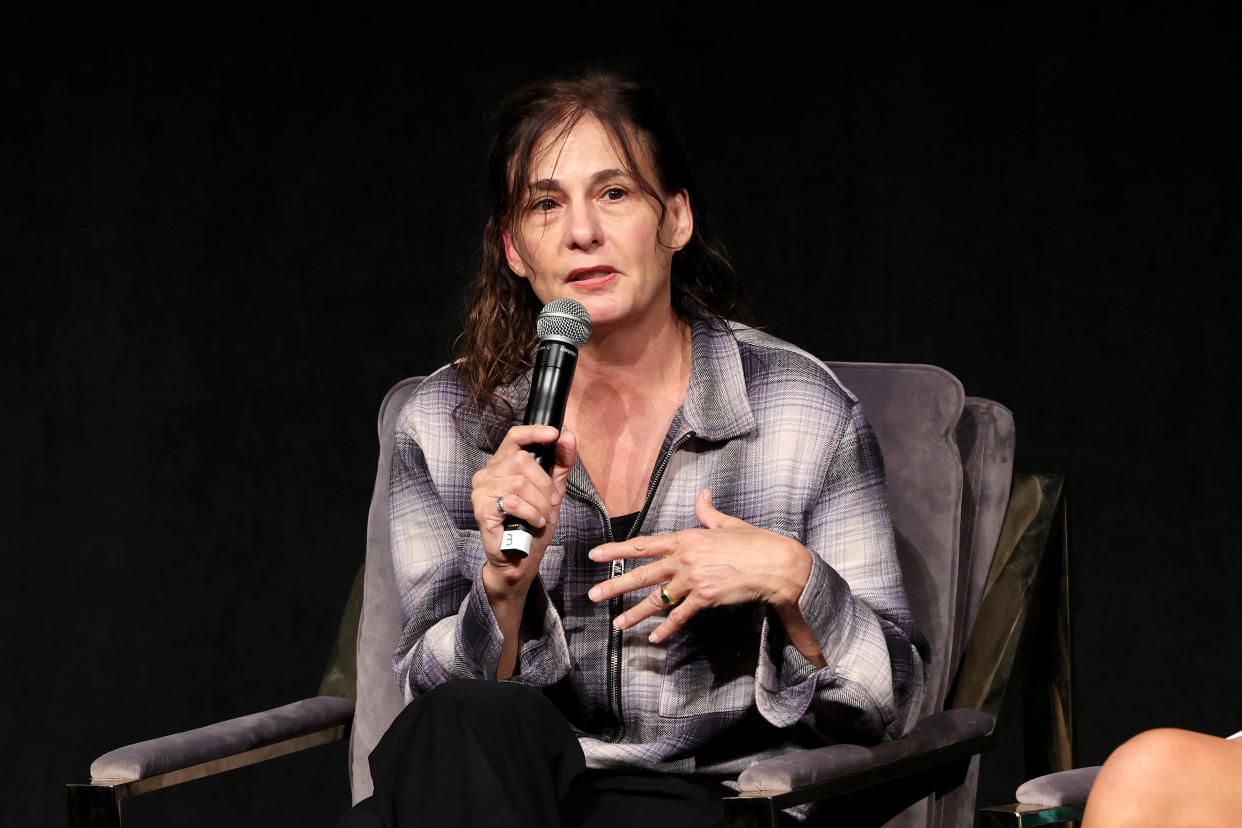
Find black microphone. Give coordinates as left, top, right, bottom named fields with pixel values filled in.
left=501, top=298, right=592, bottom=557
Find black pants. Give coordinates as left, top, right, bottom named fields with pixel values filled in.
left=338, top=680, right=727, bottom=828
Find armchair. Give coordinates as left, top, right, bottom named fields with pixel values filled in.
left=718, top=367, right=1072, bottom=827
left=69, top=362, right=1071, bottom=827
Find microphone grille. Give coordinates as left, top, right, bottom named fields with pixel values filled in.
left=536, top=299, right=592, bottom=346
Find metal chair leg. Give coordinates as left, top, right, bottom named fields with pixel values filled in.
left=66, top=783, right=123, bottom=828
left=977, top=802, right=1083, bottom=826
left=721, top=794, right=780, bottom=828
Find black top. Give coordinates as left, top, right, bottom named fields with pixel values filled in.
left=608, top=511, right=640, bottom=541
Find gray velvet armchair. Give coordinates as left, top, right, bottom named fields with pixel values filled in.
left=69, top=362, right=1072, bottom=827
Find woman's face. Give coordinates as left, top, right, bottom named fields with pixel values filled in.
left=504, top=115, right=693, bottom=334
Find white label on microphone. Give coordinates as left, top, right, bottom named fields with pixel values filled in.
left=501, top=529, right=533, bottom=556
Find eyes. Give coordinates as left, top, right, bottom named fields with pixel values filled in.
left=528, top=187, right=629, bottom=215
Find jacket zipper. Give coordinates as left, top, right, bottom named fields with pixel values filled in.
left=570, top=429, right=696, bottom=743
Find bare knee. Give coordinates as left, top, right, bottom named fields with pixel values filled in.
left=1084, top=728, right=1228, bottom=828
left=1102, top=728, right=1199, bottom=784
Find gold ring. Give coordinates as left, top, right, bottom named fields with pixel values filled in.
left=660, top=583, right=679, bottom=606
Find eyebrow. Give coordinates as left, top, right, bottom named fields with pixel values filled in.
left=528, top=168, right=633, bottom=193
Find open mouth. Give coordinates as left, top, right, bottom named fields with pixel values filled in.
left=568, top=267, right=615, bottom=282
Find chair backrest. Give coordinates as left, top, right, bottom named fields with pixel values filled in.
left=829, top=364, right=1014, bottom=717
left=350, top=376, right=423, bottom=801
left=348, top=364, right=1014, bottom=802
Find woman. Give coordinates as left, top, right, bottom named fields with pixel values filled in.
left=346, top=67, right=927, bottom=827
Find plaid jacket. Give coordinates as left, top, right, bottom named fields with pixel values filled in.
left=390, top=321, right=928, bottom=774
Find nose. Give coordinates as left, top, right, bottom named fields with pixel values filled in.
left=566, top=200, right=603, bottom=251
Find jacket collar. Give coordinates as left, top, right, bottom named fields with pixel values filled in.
left=477, top=318, right=756, bottom=451
left=680, top=319, right=756, bottom=443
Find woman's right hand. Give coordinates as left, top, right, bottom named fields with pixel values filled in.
left=471, top=424, right=578, bottom=596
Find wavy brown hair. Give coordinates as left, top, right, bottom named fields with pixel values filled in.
left=455, top=66, right=748, bottom=434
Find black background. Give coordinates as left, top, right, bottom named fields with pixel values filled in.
left=5, top=7, right=1240, bottom=826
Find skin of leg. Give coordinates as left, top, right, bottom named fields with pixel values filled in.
left=1081, top=728, right=1242, bottom=828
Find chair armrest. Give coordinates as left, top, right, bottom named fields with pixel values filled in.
left=88, top=696, right=354, bottom=792
left=1015, top=766, right=1099, bottom=806
left=975, top=768, right=1098, bottom=827
left=727, top=708, right=994, bottom=811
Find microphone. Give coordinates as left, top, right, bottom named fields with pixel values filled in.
left=501, top=298, right=592, bottom=557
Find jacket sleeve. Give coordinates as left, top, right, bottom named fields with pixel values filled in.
left=388, top=404, right=572, bottom=703
left=753, top=400, right=929, bottom=742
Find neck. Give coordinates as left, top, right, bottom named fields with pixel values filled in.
left=564, top=307, right=693, bottom=514
left=574, top=309, right=691, bottom=389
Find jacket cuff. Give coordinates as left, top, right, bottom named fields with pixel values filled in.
left=512, top=577, right=571, bottom=686
left=457, top=571, right=504, bottom=678
left=455, top=536, right=571, bottom=685
left=798, top=548, right=859, bottom=667
left=754, top=550, right=854, bottom=727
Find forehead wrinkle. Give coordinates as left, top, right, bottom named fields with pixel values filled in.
left=525, top=112, right=649, bottom=187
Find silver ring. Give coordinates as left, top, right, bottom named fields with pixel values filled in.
left=495, top=496, right=507, bottom=516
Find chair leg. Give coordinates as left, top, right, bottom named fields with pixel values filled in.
left=66, top=784, right=122, bottom=828
left=977, top=803, right=1083, bottom=826
left=721, top=794, right=780, bottom=828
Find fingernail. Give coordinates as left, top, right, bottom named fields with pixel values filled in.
left=648, top=631, right=660, bottom=643
left=588, top=549, right=599, bottom=561
left=537, top=515, right=547, bottom=527
left=613, top=617, right=626, bottom=630
left=588, top=587, right=601, bottom=601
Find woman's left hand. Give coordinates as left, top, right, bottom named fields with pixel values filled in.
left=587, top=489, right=813, bottom=644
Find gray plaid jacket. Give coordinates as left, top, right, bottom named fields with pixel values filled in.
left=390, top=321, right=928, bottom=774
